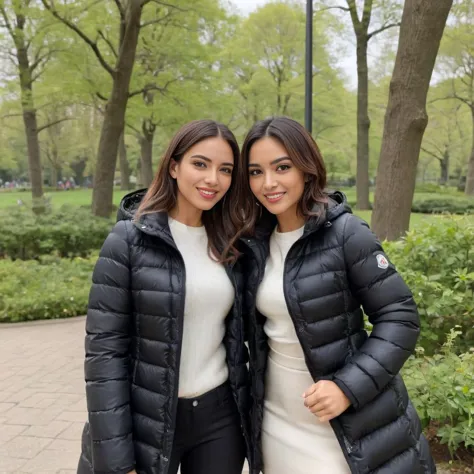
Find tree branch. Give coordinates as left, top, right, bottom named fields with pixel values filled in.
left=1, top=112, right=24, bottom=119
left=37, top=117, right=73, bottom=134
left=97, top=29, right=118, bottom=58
left=113, top=0, right=125, bottom=20
left=452, top=92, right=473, bottom=108
left=314, top=5, right=350, bottom=14
left=361, top=0, right=373, bottom=30
left=128, top=83, right=167, bottom=99
left=368, top=21, right=400, bottom=40
left=345, top=0, right=361, bottom=28
left=40, top=0, right=115, bottom=77
left=140, top=8, right=183, bottom=28
left=30, top=49, right=61, bottom=73
left=141, top=0, right=188, bottom=11
left=314, top=124, right=343, bottom=138
left=96, top=92, right=108, bottom=101
left=0, top=7, right=14, bottom=38
left=421, top=146, right=442, bottom=162
left=125, top=121, right=142, bottom=137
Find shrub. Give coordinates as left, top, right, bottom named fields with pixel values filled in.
left=414, top=184, right=459, bottom=194
left=403, top=328, right=474, bottom=454
left=0, top=205, right=113, bottom=260
left=385, top=216, right=474, bottom=353
left=411, top=195, right=474, bottom=215
left=0, top=254, right=95, bottom=322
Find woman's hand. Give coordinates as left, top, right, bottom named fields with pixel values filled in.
left=303, top=380, right=351, bottom=422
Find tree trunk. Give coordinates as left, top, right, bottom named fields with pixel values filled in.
left=119, top=133, right=131, bottom=190
left=356, top=36, right=371, bottom=210
left=139, top=120, right=155, bottom=188
left=136, top=159, right=143, bottom=189
left=371, top=0, right=453, bottom=241
left=50, top=166, right=58, bottom=188
left=465, top=107, right=474, bottom=195
left=91, top=1, right=143, bottom=217
left=15, top=23, right=44, bottom=213
left=440, top=148, right=449, bottom=185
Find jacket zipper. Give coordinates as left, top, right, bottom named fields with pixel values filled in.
left=243, top=238, right=267, bottom=472
left=161, top=250, right=186, bottom=473
left=225, top=264, right=253, bottom=465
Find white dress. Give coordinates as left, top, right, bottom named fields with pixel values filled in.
left=256, top=226, right=350, bottom=474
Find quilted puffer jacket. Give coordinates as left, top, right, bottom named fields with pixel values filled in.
left=242, top=192, right=436, bottom=474
left=78, top=190, right=251, bottom=474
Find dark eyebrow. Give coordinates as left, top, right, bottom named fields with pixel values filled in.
left=270, top=156, right=291, bottom=165
left=190, top=154, right=234, bottom=167
left=248, top=156, right=291, bottom=167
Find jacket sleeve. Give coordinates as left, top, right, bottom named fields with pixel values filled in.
left=332, top=214, right=420, bottom=410
left=85, top=220, right=135, bottom=474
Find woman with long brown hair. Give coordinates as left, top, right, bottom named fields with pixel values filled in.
left=78, top=120, right=251, bottom=474
left=238, top=116, right=435, bottom=474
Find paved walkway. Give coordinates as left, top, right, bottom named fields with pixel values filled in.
left=0, top=317, right=449, bottom=474
left=0, top=317, right=87, bottom=473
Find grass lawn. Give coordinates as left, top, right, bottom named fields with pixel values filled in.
left=1, top=188, right=473, bottom=229
left=0, top=188, right=130, bottom=209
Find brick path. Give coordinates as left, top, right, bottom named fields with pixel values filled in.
left=0, top=317, right=449, bottom=474
left=0, top=317, right=87, bottom=473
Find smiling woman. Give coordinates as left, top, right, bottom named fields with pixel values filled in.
left=238, top=116, right=436, bottom=474
left=78, top=120, right=252, bottom=474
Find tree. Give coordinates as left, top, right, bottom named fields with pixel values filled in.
left=371, top=0, right=453, bottom=241
left=421, top=100, right=468, bottom=185
left=42, top=0, right=225, bottom=216
left=435, top=1, right=474, bottom=194
left=322, top=0, right=401, bottom=209
left=223, top=2, right=343, bottom=140
left=0, top=0, right=61, bottom=212
left=345, top=0, right=401, bottom=210
left=40, top=0, right=146, bottom=216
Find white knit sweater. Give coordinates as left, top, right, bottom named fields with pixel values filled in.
left=169, top=217, right=233, bottom=398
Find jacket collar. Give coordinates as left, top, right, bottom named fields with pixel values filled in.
left=117, top=188, right=177, bottom=249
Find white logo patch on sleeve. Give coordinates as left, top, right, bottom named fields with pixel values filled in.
left=376, top=254, right=389, bottom=269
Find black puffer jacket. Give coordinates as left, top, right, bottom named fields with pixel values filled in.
left=78, top=190, right=251, bottom=474
left=243, top=192, right=436, bottom=474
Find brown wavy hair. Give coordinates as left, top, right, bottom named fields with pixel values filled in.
left=238, top=116, right=328, bottom=235
left=135, top=119, right=243, bottom=263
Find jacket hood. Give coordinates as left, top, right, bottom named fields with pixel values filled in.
left=117, top=188, right=147, bottom=222
left=254, top=190, right=352, bottom=239
left=116, top=189, right=181, bottom=249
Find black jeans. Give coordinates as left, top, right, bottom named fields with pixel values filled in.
left=167, top=382, right=246, bottom=474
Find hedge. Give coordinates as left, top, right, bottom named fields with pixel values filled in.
left=0, top=254, right=94, bottom=322
left=0, top=205, right=113, bottom=260
left=346, top=194, right=474, bottom=214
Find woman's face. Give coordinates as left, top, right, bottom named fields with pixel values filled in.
left=170, top=137, right=234, bottom=213
left=248, top=136, right=305, bottom=219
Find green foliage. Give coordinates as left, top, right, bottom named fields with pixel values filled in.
left=414, top=184, right=461, bottom=194
left=385, top=217, right=474, bottom=353
left=403, top=328, right=474, bottom=454
left=411, top=194, right=474, bottom=214
left=0, top=205, right=113, bottom=260
left=0, top=254, right=94, bottom=322
left=343, top=190, right=474, bottom=214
